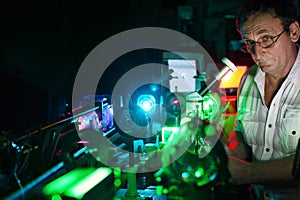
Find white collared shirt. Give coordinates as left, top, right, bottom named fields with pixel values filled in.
left=234, top=50, right=300, bottom=200
left=236, top=50, right=300, bottom=161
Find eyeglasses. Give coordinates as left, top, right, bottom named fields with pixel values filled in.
left=241, top=29, right=286, bottom=54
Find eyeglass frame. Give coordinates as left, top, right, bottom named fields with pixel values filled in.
left=241, top=29, right=286, bottom=54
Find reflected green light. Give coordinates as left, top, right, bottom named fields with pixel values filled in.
left=43, top=167, right=112, bottom=199
left=52, top=195, right=62, bottom=200
left=65, top=168, right=112, bottom=199
left=201, top=93, right=220, bottom=120
left=43, top=169, right=83, bottom=195
left=163, top=188, right=169, bottom=194
left=195, top=167, right=204, bottom=178
left=204, top=124, right=217, bottom=136
left=156, top=185, right=163, bottom=195
left=114, top=179, right=122, bottom=187
left=114, top=168, right=121, bottom=176
left=161, top=127, right=179, bottom=143
left=155, top=176, right=162, bottom=183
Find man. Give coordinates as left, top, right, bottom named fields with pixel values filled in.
left=227, top=0, right=300, bottom=199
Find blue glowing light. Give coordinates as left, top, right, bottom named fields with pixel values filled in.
left=137, top=95, right=156, bottom=113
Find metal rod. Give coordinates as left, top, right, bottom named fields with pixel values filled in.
left=15, top=107, right=99, bottom=142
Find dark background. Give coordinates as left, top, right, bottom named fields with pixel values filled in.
left=0, top=0, right=298, bottom=134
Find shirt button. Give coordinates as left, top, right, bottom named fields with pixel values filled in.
left=268, top=124, right=272, bottom=128
left=292, top=131, right=296, bottom=135
left=266, top=148, right=270, bottom=152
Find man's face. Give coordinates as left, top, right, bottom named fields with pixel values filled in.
left=241, top=12, right=295, bottom=75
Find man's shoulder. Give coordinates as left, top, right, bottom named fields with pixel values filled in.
left=238, top=64, right=258, bottom=89
left=246, top=64, right=258, bottom=76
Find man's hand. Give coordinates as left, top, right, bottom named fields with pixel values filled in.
left=227, top=155, right=252, bottom=185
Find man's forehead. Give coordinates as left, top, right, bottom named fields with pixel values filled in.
left=241, top=12, right=282, bottom=36
left=241, top=28, right=270, bottom=39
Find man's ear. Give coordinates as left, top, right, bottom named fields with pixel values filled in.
left=289, top=21, right=300, bottom=42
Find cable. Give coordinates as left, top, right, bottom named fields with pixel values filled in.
left=13, top=147, right=25, bottom=200
left=13, top=171, right=24, bottom=200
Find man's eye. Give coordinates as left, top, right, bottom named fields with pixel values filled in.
left=245, top=40, right=255, bottom=45
left=262, top=35, right=272, bottom=42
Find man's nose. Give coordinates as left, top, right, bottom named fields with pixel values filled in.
left=252, top=43, right=265, bottom=59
